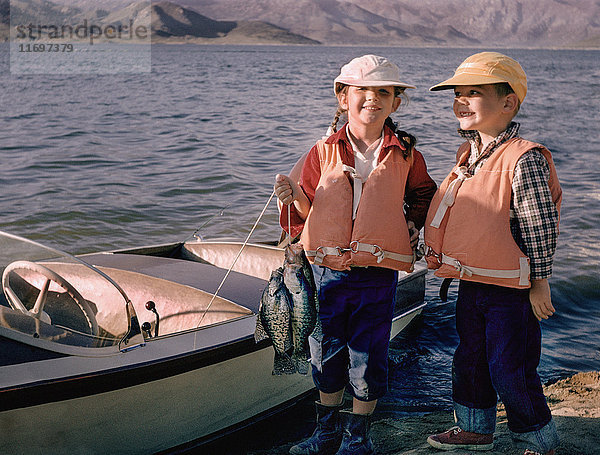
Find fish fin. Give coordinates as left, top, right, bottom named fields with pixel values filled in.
left=295, top=359, right=310, bottom=375
left=254, top=316, right=268, bottom=343
left=284, top=333, right=294, bottom=353
left=273, top=352, right=296, bottom=375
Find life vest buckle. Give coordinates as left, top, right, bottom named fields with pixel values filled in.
left=368, top=244, right=384, bottom=263
left=451, top=258, right=472, bottom=278
left=314, top=246, right=326, bottom=264
left=371, top=244, right=384, bottom=257
left=349, top=241, right=384, bottom=262
left=425, top=246, right=441, bottom=264
left=335, top=246, right=352, bottom=256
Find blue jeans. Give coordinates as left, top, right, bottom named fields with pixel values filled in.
left=452, top=280, right=559, bottom=453
left=309, top=265, right=398, bottom=401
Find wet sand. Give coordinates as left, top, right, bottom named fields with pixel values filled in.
left=242, top=371, right=600, bottom=455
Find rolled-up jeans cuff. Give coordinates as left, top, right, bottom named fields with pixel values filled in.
left=454, top=401, right=496, bottom=434
left=510, top=418, right=560, bottom=453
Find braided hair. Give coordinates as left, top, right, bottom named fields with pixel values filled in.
left=328, top=106, right=346, bottom=136
left=384, top=117, right=416, bottom=161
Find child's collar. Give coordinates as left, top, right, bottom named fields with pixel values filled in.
left=325, top=122, right=404, bottom=150
left=458, top=122, right=520, bottom=145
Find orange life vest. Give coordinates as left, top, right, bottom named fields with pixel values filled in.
left=424, top=138, right=562, bottom=288
left=300, top=139, right=415, bottom=272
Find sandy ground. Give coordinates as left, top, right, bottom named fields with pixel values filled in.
left=242, top=371, right=600, bottom=455
left=373, top=371, right=600, bottom=455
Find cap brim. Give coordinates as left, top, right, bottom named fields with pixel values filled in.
left=429, top=73, right=510, bottom=91
left=335, top=77, right=416, bottom=90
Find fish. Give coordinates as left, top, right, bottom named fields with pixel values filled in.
left=254, top=267, right=296, bottom=375
left=283, top=243, right=319, bottom=375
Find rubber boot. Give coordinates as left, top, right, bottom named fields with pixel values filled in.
left=289, top=401, right=343, bottom=455
left=335, top=411, right=375, bottom=455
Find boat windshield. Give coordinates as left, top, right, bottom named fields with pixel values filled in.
left=0, top=231, right=141, bottom=353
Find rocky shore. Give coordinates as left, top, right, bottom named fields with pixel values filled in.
left=239, top=371, right=600, bottom=455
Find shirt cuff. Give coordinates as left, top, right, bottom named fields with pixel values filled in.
left=530, top=258, right=553, bottom=280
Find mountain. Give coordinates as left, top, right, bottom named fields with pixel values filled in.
left=150, top=2, right=236, bottom=38
left=0, top=0, right=319, bottom=44
left=3, top=0, right=599, bottom=47
left=177, top=0, right=600, bottom=48
left=6, top=0, right=85, bottom=25
left=146, top=2, right=318, bottom=43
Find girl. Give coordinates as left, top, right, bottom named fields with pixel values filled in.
left=274, top=54, right=436, bottom=455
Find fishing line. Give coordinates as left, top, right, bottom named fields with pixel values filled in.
left=184, top=202, right=232, bottom=242
left=194, top=190, right=277, bottom=339
left=287, top=197, right=291, bottom=246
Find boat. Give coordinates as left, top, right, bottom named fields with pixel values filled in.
left=0, top=230, right=427, bottom=454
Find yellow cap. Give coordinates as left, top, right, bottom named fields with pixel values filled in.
left=430, top=52, right=527, bottom=103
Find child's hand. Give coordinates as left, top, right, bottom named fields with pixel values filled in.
left=274, top=174, right=298, bottom=206
left=407, top=220, right=420, bottom=249
left=529, top=279, right=555, bottom=321
left=275, top=174, right=311, bottom=220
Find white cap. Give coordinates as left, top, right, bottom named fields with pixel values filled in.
left=334, top=54, right=416, bottom=94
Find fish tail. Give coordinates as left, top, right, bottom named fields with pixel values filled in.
left=293, top=356, right=310, bottom=375
left=292, top=343, right=311, bottom=375
left=273, top=351, right=296, bottom=375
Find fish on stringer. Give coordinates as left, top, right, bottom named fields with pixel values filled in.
left=254, top=267, right=296, bottom=375
left=255, top=243, right=320, bottom=375
left=283, top=243, right=318, bottom=375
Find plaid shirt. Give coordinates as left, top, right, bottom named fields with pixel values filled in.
left=459, top=122, right=559, bottom=279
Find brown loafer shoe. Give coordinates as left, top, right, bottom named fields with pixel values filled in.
left=427, top=426, right=494, bottom=451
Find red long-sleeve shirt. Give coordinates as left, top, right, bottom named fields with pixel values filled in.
left=280, top=124, right=437, bottom=239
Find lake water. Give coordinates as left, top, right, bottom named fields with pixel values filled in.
left=0, top=44, right=599, bottom=453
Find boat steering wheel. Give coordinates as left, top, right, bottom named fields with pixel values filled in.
left=2, top=260, right=99, bottom=336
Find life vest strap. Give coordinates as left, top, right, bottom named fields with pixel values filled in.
left=351, top=241, right=415, bottom=265
left=429, top=166, right=470, bottom=229
left=305, top=246, right=348, bottom=264
left=341, top=164, right=363, bottom=220
left=441, top=254, right=529, bottom=286
left=306, top=242, right=415, bottom=267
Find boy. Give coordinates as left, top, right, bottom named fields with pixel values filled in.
left=423, top=52, right=562, bottom=455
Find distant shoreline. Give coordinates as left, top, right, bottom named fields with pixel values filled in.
left=4, top=0, right=599, bottom=52
left=1, top=38, right=599, bottom=51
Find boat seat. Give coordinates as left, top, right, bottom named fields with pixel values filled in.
left=81, top=253, right=266, bottom=315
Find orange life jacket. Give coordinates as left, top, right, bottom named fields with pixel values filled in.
left=424, top=138, right=562, bottom=288
left=300, top=139, right=415, bottom=272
